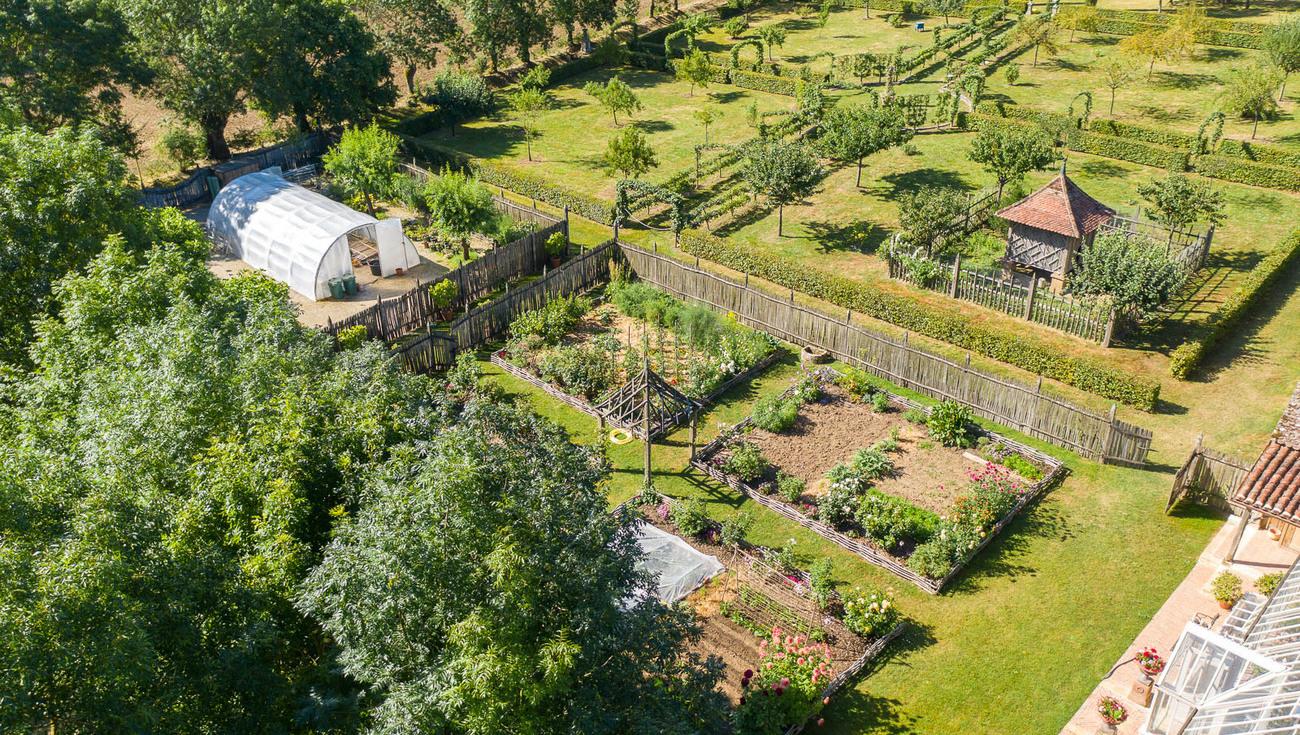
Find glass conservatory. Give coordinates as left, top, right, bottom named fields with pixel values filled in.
left=1145, top=560, right=1300, bottom=735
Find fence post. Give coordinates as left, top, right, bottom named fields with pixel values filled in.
left=1023, top=276, right=1037, bottom=321
left=1102, top=307, right=1117, bottom=348
left=949, top=254, right=961, bottom=297
left=563, top=206, right=571, bottom=252
left=1102, top=404, right=1118, bottom=463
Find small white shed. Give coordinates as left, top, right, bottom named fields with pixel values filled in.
left=206, top=171, right=420, bottom=300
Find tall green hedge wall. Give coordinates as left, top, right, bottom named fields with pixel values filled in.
left=1170, top=231, right=1300, bottom=378
left=678, top=228, right=1160, bottom=408
left=1193, top=155, right=1300, bottom=192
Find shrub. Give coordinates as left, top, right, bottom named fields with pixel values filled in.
left=678, top=229, right=1160, bottom=409
left=903, top=408, right=928, bottom=425
left=1257, top=571, right=1285, bottom=598
left=672, top=497, right=711, bottom=537
left=426, top=71, right=497, bottom=122
left=724, top=441, right=770, bottom=482
left=732, top=629, right=834, bottom=735
left=856, top=490, right=939, bottom=550
left=720, top=509, right=755, bottom=547
left=545, top=231, right=567, bottom=259
left=1066, top=129, right=1189, bottom=171
left=985, top=444, right=1043, bottom=481
left=792, top=373, right=823, bottom=403
left=509, top=294, right=590, bottom=344
left=952, top=463, right=1025, bottom=529
left=752, top=392, right=801, bottom=433
left=841, top=587, right=899, bottom=638
left=808, top=558, right=834, bottom=610
left=1212, top=571, right=1243, bottom=606
left=907, top=521, right=980, bottom=578
left=729, top=68, right=802, bottom=96
left=777, top=472, right=806, bottom=503
left=817, top=481, right=860, bottom=530
left=537, top=343, right=617, bottom=398
left=825, top=447, right=894, bottom=493
left=1088, top=119, right=1198, bottom=150
left=1218, top=138, right=1300, bottom=169
left=836, top=366, right=880, bottom=401
left=335, top=324, right=369, bottom=350
left=870, top=392, right=892, bottom=413
left=928, top=401, right=974, bottom=447
left=1171, top=231, right=1300, bottom=379
left=429, top=278, right=459, bottom=312
left=159, top=122, right=207, bottom=169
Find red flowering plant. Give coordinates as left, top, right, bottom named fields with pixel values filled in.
left=732, top=626, right=835, bottom=735
left=1135, top=647, right=1166, bottom=677
left=1098, top=696, right=1128, bottom=725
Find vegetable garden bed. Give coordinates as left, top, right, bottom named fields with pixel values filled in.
left=624, top=496, right=905, bottom=734
left=691, top=367, right=1066, bottom=594
left=492, top=279, right=782, bottom=438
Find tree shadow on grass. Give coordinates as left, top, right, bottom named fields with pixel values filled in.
left=709, top=89, right=749, bottom=105
left=942, top=491, right=1074, bottom=596
left=1079, top=34, right=1118, bottom=47
left=1077, top=158, right=1130, bottom=179
left=1155, top=71, right=1220, bottom=91
left=1047, top=56, right=1088, bottom=72
left=1134, top=103, right=1195, bottom=123
left=1203, top=47, right=1246, bottom=63
left=1166, top=499, right=1230, bottom=522
left=1130, top=249, right=1266, bottom=358
left=804, top=219, right=892, bottom=254
left=875, top=167, right=973, bottom=198
left=632, top=119, right=676, bottom=133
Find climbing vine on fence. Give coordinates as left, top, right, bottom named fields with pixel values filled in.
left=616, top=179, right=690, bottom=233
left=729, top=38, right=766, bottom=70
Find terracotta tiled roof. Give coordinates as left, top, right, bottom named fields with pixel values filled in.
left=1234, top=383, right=1300, bottom=523
left=995, top=171, right=1114, bottom=239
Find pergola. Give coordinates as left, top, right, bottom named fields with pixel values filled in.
left=1144, top=556, right=1300, bottom=735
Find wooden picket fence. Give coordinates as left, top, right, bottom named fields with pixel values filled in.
left=324, top=217, right=565, bottom=343
left=1166, top=436, right=1253, bottom=513
left=619, top=242, right=1153, bottom=465
left=394, top=241, right=616, bottom=371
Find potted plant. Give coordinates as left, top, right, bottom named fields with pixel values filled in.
left=1212, top=571, right=1243, bottom=610
left=1098, top=696, right=1128, bottom=729
left=545, top=231, right=566, bottom=268
left=1135, top=647, right=1165, bottom=680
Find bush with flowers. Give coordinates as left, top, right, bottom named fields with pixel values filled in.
left=907, top=463, right=1028, bottom=579
left=841, top=587, right=898, bottom=638
left=733, top=627, right=835, bottom=735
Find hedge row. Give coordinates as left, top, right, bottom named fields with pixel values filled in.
left=727, top=67, right=801, bottom=96
left=1088, top=16, right=1261, bottom=49
left=678, top=228, right=1161, bottom=408
left=1093, top=8, right=1269, bottom=36
left=1067, top=129, right=1190, bottom=171
left=1218, top=139, right=1300, bottom=170
left=1193, top=154, right=1300, bottom=192
left=1089, top=118, right=1198, bottom=151
left=398, top=135, right=618, bottom=223
left=1170, top=231, right=1300, bottom=379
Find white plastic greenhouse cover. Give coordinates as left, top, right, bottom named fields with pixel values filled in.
left=206, top=171, right=379, bottom=301
left=634, top=522, right=724, bottom=604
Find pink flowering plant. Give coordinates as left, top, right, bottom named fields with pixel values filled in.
left=841, top=587, right=898, bottom=638
left=733, top=626, right=835, bottom=735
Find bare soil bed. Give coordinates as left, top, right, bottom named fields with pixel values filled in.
left=747, top=385, right=983, bottom=514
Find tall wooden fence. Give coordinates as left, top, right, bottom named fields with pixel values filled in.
left=619, top=242, right=1153, bottom=464
left=324, top=215, right=565, bottom=342
left=395, top=241, right=616, bottom=371
left=890, top=255, right=1114, bottom=343
left=1166, top=436, right=1253, bottom=513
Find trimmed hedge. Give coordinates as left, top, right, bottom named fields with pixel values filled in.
left=1218, top=139, right=1300, bottom=170
left=1093, top=8, right=1269, bottom=36
left=1067, top=129, right=1190, bottom=171
left=1089, top=119, right=1198, bottom=151
left=398, top=135, right=618, bottom=224
left=1193, top=154, right=1300, bottom=192
left=1088, top=16, right=1262, bottom=49
left=727, top=68, right=801, bottom=96
left=679, top=229, right=1161, bottom=408
left=1170, top=231, right=1300, bottom=379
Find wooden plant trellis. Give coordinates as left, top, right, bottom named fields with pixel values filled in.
left=595, top=361, right=701, bottom=441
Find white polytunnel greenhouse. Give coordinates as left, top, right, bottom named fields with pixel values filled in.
left=1145, top=557, right=1300, bottom=735
left=633, top=522, right=724, bottom=605
left=206, top=171, right=420, bottom=301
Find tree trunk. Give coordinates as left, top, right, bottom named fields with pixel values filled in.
left=1252, top=112, right=1260, bottom=139
left=996, top=179, right=1005, bottom=204
left=1280, top=72, right=1289, bottom=102
left=1148, top=57, right=1155, bottom=80
left=405, top=65, right=418, bottom=94
left=1109, top=88, right=1116, bottom=114
left=200, top=113, right=231, bottom=161
left=777, top=204, right=784, bottom=236
left=855, top=157, right=863, bottom=187
left=293, top=105, right=311, bottom=134
left=462, top=237, right=470, bottom=262
left=364, top=190, right=376, bottom=217
left=526, top=136, right=533, bottom=161
left=613, top=109, right=619, bottom=126
left=1033, top=43, right=1039, bottom=66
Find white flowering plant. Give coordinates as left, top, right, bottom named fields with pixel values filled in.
left=841, top=587, right=899, bottom=638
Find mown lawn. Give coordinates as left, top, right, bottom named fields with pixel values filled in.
left=417, top=66, right=795, bottom=198
left=473, top=247, right=1300, bottom=731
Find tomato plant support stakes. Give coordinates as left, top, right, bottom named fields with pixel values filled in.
left=643, top=352, right=652, bottom=490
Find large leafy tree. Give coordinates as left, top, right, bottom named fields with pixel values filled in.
left=299, top=404, right=729, bottom=735
left=741, top=139, right=825, bottom=236
left=584, top=75, right=642, bottom=125
left=355, top=0, right=461, bottom=94
left=1070, top=231, right=1186, bottom=316
left=463, top=0, right=551, bottom=68
left=1221, top=63, right=1283, bottom=138
left=0, top=230, right=449, bottom=732
left=253, top=0, right=397, bottom=134
left=1262, top=16, right=1300, bottom=100
left=817, top=104, right=912, bottom=187
left=322, top=123, right=401, bottom=216
left=1012, top=15, right=1061, bottom=67
left=0, top=0, right=151, bottom=150
left=424, top=167, right=499, bottom=261
left=1136, top=172, right=1224, bottom=231
left=0, top=125, right=137, bottom=364
left=967, top=124, right=1056, bottom=201
left=897, top=185, right=970, bottom=256
left=552, top=0, right=618, bottom=49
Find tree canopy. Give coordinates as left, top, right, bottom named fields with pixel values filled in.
left=897, top=185, right=969, bottom=257
left=322, top=123, right=401, bottom=216
left=817, top=104, right=913, bottom=187
left=1070, top=231, right=1186, bottom=316
left=741, top=140, right=824, bottom=236
left=1262, top=17, right=1300, bottom=99
left=967, top=125, right=1056, bottom=201
left=584, top=75, right=643, bottom=125
left=424, top=167, right=499, bottom=260
left=300, top=405, right=728, bottom=735
left=1137, top=172, right=1224, bottom=230
left=601, top=127, right=660, bottom=179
